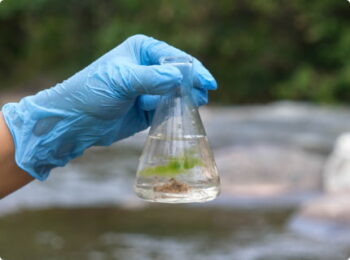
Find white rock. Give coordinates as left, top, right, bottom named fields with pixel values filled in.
left=324, top=133, right=350, bottom=193
left=291, top=134, right=350, bottom=244
left=211, top=144, right=325, bottom=208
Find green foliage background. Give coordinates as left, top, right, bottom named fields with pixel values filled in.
left=0, top=0, right=349, bottom=104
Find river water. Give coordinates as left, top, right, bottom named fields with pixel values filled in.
left=1, top=102, right=350, bottom=260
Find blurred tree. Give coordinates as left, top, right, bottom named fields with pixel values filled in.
left=0, top=0, right=349, bottom=104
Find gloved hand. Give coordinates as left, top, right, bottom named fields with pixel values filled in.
left=2, top=34, right=217, bottom=180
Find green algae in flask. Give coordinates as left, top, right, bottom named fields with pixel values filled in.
left=134, top=56, right=220, bottom=203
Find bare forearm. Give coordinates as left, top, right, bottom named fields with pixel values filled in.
left=0, top=112, right=33, bottom=198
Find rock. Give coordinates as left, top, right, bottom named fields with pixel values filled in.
left=324, top=133, right=350, bottom=193
left=289, top=193, right=350, bottom=244
left=3, top=102, right=350, bottom=214
left=201, top=102, right=350, bottom=154
left=210, top=144, right=325, bottom=208
left=291, top=133, right=350, bottom=243
left=118, top=102, right=350, bottom=154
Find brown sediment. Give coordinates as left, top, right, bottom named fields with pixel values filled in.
left=153, top=178, right=190, bottom=193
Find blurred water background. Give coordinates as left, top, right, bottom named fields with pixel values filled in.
left=1, top=1, right=350, bottom=260
left=2, top=102, right=350, bottom=259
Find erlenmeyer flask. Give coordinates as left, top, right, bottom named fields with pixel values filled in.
left=134, top=56, right=220, bottom=203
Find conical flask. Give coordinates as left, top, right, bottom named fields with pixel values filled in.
left=134, top=56, right=220, bottom=203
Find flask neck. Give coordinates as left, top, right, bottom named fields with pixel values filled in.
left=149, top=56, right=206, bottom=138
left=160, top=56, right=193, bottom=99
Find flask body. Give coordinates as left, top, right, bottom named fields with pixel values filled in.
left=134, top=56, right=220, bottom=203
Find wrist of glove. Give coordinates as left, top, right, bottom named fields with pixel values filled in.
left=2, top=35, right=217, bottom=180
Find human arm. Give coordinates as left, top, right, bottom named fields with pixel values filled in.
left=0, top=112, right=33, bottom=199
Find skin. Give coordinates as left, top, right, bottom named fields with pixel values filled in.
left=0, top=112, right=33, bottom=199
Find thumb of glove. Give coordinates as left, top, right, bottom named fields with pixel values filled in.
left=120, top=63, right=183, bottom=96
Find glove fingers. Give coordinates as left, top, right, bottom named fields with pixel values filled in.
left=192, top=87, right=208, bottom=107
left=138, top=95, right=160, bottom=111
left=142, top=38, right=187, bottom=65
left=127, top=64, right=182, bottom=96
left=138, top=87, right=208, bottom=113
left=193, top=59, right=218, bottom=91
left=136, top=35, right=217, bottom=91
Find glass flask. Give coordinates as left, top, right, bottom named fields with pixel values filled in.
left=134, top=56, right=220, bottom=203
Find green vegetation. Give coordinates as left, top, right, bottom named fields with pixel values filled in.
left=0, top=0, right=349, bottom=103
left=139, top=156, right=202, bottom=177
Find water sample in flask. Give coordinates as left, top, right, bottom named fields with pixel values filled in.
left=134, top=56, right=220, bottom=203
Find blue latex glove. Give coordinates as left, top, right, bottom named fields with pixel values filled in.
left=2, top=34, right=217, bottom=180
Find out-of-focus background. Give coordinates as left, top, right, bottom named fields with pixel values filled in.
left=1, top=1, right=350, bottom=259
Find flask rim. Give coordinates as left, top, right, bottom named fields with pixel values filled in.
left=159, top=56, right=193, bottom=65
